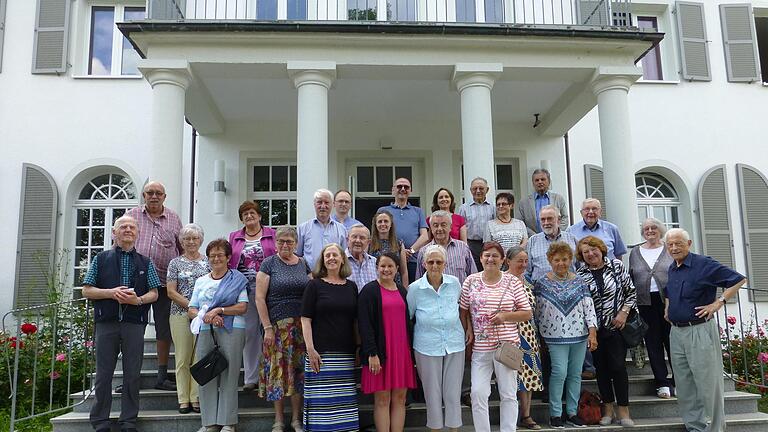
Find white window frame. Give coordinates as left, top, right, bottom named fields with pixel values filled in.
left=352, top=162, right=419, bottom=199
left=84, top=1, right=145, bottom=76
left=458, top=158, right=521, bottom=203
left=248, top=161, right=299, bottom=227
left=72, top=173, right=138, bottom=285
left=636, top=172, right=681, bottom=231
left=632, top=4, right=678, bottom=83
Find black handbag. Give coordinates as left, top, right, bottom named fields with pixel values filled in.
left=620, top=309, right=648, bottom=348
left=190, top=325, right=229, bottom=386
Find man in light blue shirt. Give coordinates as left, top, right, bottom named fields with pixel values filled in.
left=457, top=177, right=495, bottom=270
left=296, top=189, right=348, bottom=270
left=331, top=189, right=362, bottom=229
left=567, top=198, right=627, bottom=260
left=345, top=224, right=377, bottom=292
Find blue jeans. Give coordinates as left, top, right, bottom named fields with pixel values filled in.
left=548, top=341, right=587, bottom=418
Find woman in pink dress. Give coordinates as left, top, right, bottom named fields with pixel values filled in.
left=358, top=252, right=416, bottom=432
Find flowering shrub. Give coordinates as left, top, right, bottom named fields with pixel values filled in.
left=721, top=315, right=768, bottom=398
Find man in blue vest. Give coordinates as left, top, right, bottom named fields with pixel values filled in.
left=82, top=215, right=161, bottom=432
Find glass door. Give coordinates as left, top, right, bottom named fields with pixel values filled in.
left=351, top=163, right=420, bottom=230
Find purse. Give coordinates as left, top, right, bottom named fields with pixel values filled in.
left=578, top=390, right=603, bottom=425
left=190, top=325, right=229, bottom=386
left=620, top=309, right=648, bottom=348
left=491, top=286, right=524, bottom=371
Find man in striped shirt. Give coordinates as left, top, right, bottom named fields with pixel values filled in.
left=526, top=205, right=577, bottom=282
left=416, top=210, right=477, bottom=284
left=458, top=177, right=495, bottom=270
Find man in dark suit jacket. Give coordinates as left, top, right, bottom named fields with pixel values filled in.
left=516, top=168, right=569, bottom=236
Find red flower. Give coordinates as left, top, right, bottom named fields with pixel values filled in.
left=21, top=322, right=37, bottom=335
left=726, top=316, right=737, bottom=326
left=8, top=337, right=24, bottom=349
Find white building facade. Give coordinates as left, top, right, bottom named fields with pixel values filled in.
left=1, top=0, right=767, bottom=319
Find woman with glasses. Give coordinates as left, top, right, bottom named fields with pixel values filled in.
left=228, top=201, right=277, bottom=392
left=483, top=193, right=528, bottom=255
left=255, top=227, right=312, bottom=432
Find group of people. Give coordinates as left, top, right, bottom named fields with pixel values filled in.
left=82, top=169, right=746, bottom=432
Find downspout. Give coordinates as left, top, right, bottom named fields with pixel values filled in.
left=564, top=132, right=574, bottom=224
left=186, top=119, right=197, bottom=223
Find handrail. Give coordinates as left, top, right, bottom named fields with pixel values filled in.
left=2, top=298, right=95, bottom=432
left=719, top=284, right=767, bottom=393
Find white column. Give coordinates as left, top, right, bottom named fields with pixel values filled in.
left=288, top=62, right=336, bottom=222
left=139, top=60, right=191, bottom=212
left=591, top=67, right=643, bottom=245
left=453, top=64, right=502, bottom=202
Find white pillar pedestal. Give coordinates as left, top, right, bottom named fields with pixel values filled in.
left=139, top=60, right=191, bottom=213
left=288, top=62, right=336, bottom=223
left=591, top=67, right=643, bottom=245
left=453, top=64, right=502, bottom=203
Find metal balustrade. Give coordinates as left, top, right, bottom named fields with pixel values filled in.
left=146, top=0, right=635, bottom=27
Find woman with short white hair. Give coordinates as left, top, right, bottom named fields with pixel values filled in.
left=407, top=244, right=466, bottom=432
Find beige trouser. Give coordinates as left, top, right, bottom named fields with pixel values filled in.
left=169, top=314, right=199, bottom=404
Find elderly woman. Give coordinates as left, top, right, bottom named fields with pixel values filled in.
left=228, top=201, right=277, bottom=391
left=407, top=245, right=465, bottom=432
left=460, top=241, right=532, bottom=432
left=576, top=235, right=637, bottom=427
left=428, top=188, right=468, bottom=242
left=301, top=243, right=359, bottom=431
left=359, top=252, right=416, bottom=432
left=629, top=218, right=675, bottom=399
left=504, top=246, right=542, bottom=430
left=370, top=210, right=409, bottom=286
left=255, top=227, right=312, bottom=432
left=533, top=242, right=598, bottom=429
left=483, top=193, right=528, bottom=254
left=166, top=223, right=210, bottom=414
left=188, top=239, right=249, bottom=432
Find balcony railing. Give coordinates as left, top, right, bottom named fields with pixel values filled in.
left=147, top=0, right=634, bottom=27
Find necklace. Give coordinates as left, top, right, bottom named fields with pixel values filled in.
left=245, top=226, right=262, bottom=237
left=498, top=216, right=512, bottom=224
left=552, top=272, right=570, bottom=281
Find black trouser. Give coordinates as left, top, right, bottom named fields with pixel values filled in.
left=90, top=321, right=146, bottom=430
left=639, top=292, right=674, bottom=388
left=593, top=329, right=629, bottom=406
left=467, top=239, right=483, bottom=271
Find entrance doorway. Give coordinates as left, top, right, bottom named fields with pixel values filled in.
left=349, top=162, right=422, bottom=231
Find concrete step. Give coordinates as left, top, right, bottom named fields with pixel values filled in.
left=50, top=405, right=768, bottom=432
left=107, top=368, right=246, bottom=389
left=116, top=352, right=176, bottom=371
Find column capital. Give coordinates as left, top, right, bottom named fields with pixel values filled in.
left=138, top=59, right=192, bottom=89
left=590, top=66, right=642, bottom=96
left=452, top=63, right=503, bottom=93
left=288, top=61, right=337, bottom=89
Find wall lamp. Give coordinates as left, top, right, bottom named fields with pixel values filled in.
left=213, top=160, right=226, bottom=215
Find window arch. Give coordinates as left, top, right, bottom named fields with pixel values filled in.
left=73, top=173, right=138, bottom=285
left=635, top=172, right=680, bottom=230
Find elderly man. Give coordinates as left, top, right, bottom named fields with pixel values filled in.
left=345, top=224, right=378, bottom=291
left=457, top=177, right=495, bottom=270
left=297, top=188, right=348, bottom=270
left=526, top=205, right=577, bottom=282
left=82, top=215, right=161, bottom=432
left=664, top=229, right=746, bottom=432
left=568, top=198, right=627, bottom=260
left=378, top=177, right=430, bottom=283
left=126, top=181, right=181, bottom=391
left=416, top=210, right=477, bottom=285
left=516, top=169, right=569, bottom=236
left=331, top=189, right=362, bottom=229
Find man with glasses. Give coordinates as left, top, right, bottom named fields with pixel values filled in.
left=568, top=198, right=627, bottom=260
left=457, top=177, right=495, bottom=270
left=331, top=189, right=361, bottom=229
left=126, top=181, right=182, bottom=391
left=378, top=177, right=430, bottom=283
left=345, top=224, right=377, bottom=291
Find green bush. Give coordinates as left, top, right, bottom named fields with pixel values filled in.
left=721, top=315, right=768, bottom=413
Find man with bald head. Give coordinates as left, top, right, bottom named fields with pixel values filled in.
left=568, top=198, right=627, bottom=260
left=345, top=224, right=377, bottom=291
left=126, top=181, right=182, bottom=391
left=664, top=228, right=746, bottom=432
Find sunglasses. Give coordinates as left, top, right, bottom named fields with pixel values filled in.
left=396, top=185, right=411, bottom=190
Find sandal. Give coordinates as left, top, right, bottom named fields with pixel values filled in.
left=291, top=419, right=304, bottom=432
left=192, top=402, right=201, bottom=413
left=656, top=386, right=671, bottom=399
left=519, top=416, right=541, bottom=430
left=179, top=403, right=192, bottom=414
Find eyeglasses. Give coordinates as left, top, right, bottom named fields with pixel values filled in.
left=496, top=202, right=510, bottom=207
left=208, top=253, right=227, bottom=260
left=144, top=191, right=165, bottom=196
left=582, top=207, right=600, bottom=213
left=426, top=260, right=445, bottom=265
left=277, top=239, right=296, bottom=245
left=395, top=185, right=411, bottom=190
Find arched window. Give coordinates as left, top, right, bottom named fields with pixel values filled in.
left=636, top=172, right=680, bottom=230
left=73, top=173, right=138, bottom=285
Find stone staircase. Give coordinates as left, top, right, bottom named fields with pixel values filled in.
left=50, top=338, right=768, bottom=432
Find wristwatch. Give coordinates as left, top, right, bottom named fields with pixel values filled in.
left=718, top=295, right=727, bottom=305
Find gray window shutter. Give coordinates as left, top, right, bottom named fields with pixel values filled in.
left=675, top=1, right=711, bottom=81
left=0, top=0, right=7, bottom=73
left=14, top=164, right=59, bottom=309
left=578, top=1, right=609, bottom=26
left=32, top=0, right=71, bottom=74
left=719, top=4, right=761, bottom=83
left=697, top=165, right=735, bottom=267
left=736, top=164, right=768, bottom=301
left=584, top=164, right=607, bottom=219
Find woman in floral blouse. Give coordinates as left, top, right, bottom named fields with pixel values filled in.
left=167, top=223, right=210, bottom=414
left=533, top=242, right=598, bottom=429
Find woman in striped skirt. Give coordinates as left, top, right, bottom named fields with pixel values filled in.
left=301, top=243, right=360, bottom=431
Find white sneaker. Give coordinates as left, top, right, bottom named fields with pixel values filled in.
left=220, top=426, right=235, bottom=432
left=291, top=419, right=304, bottom=432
